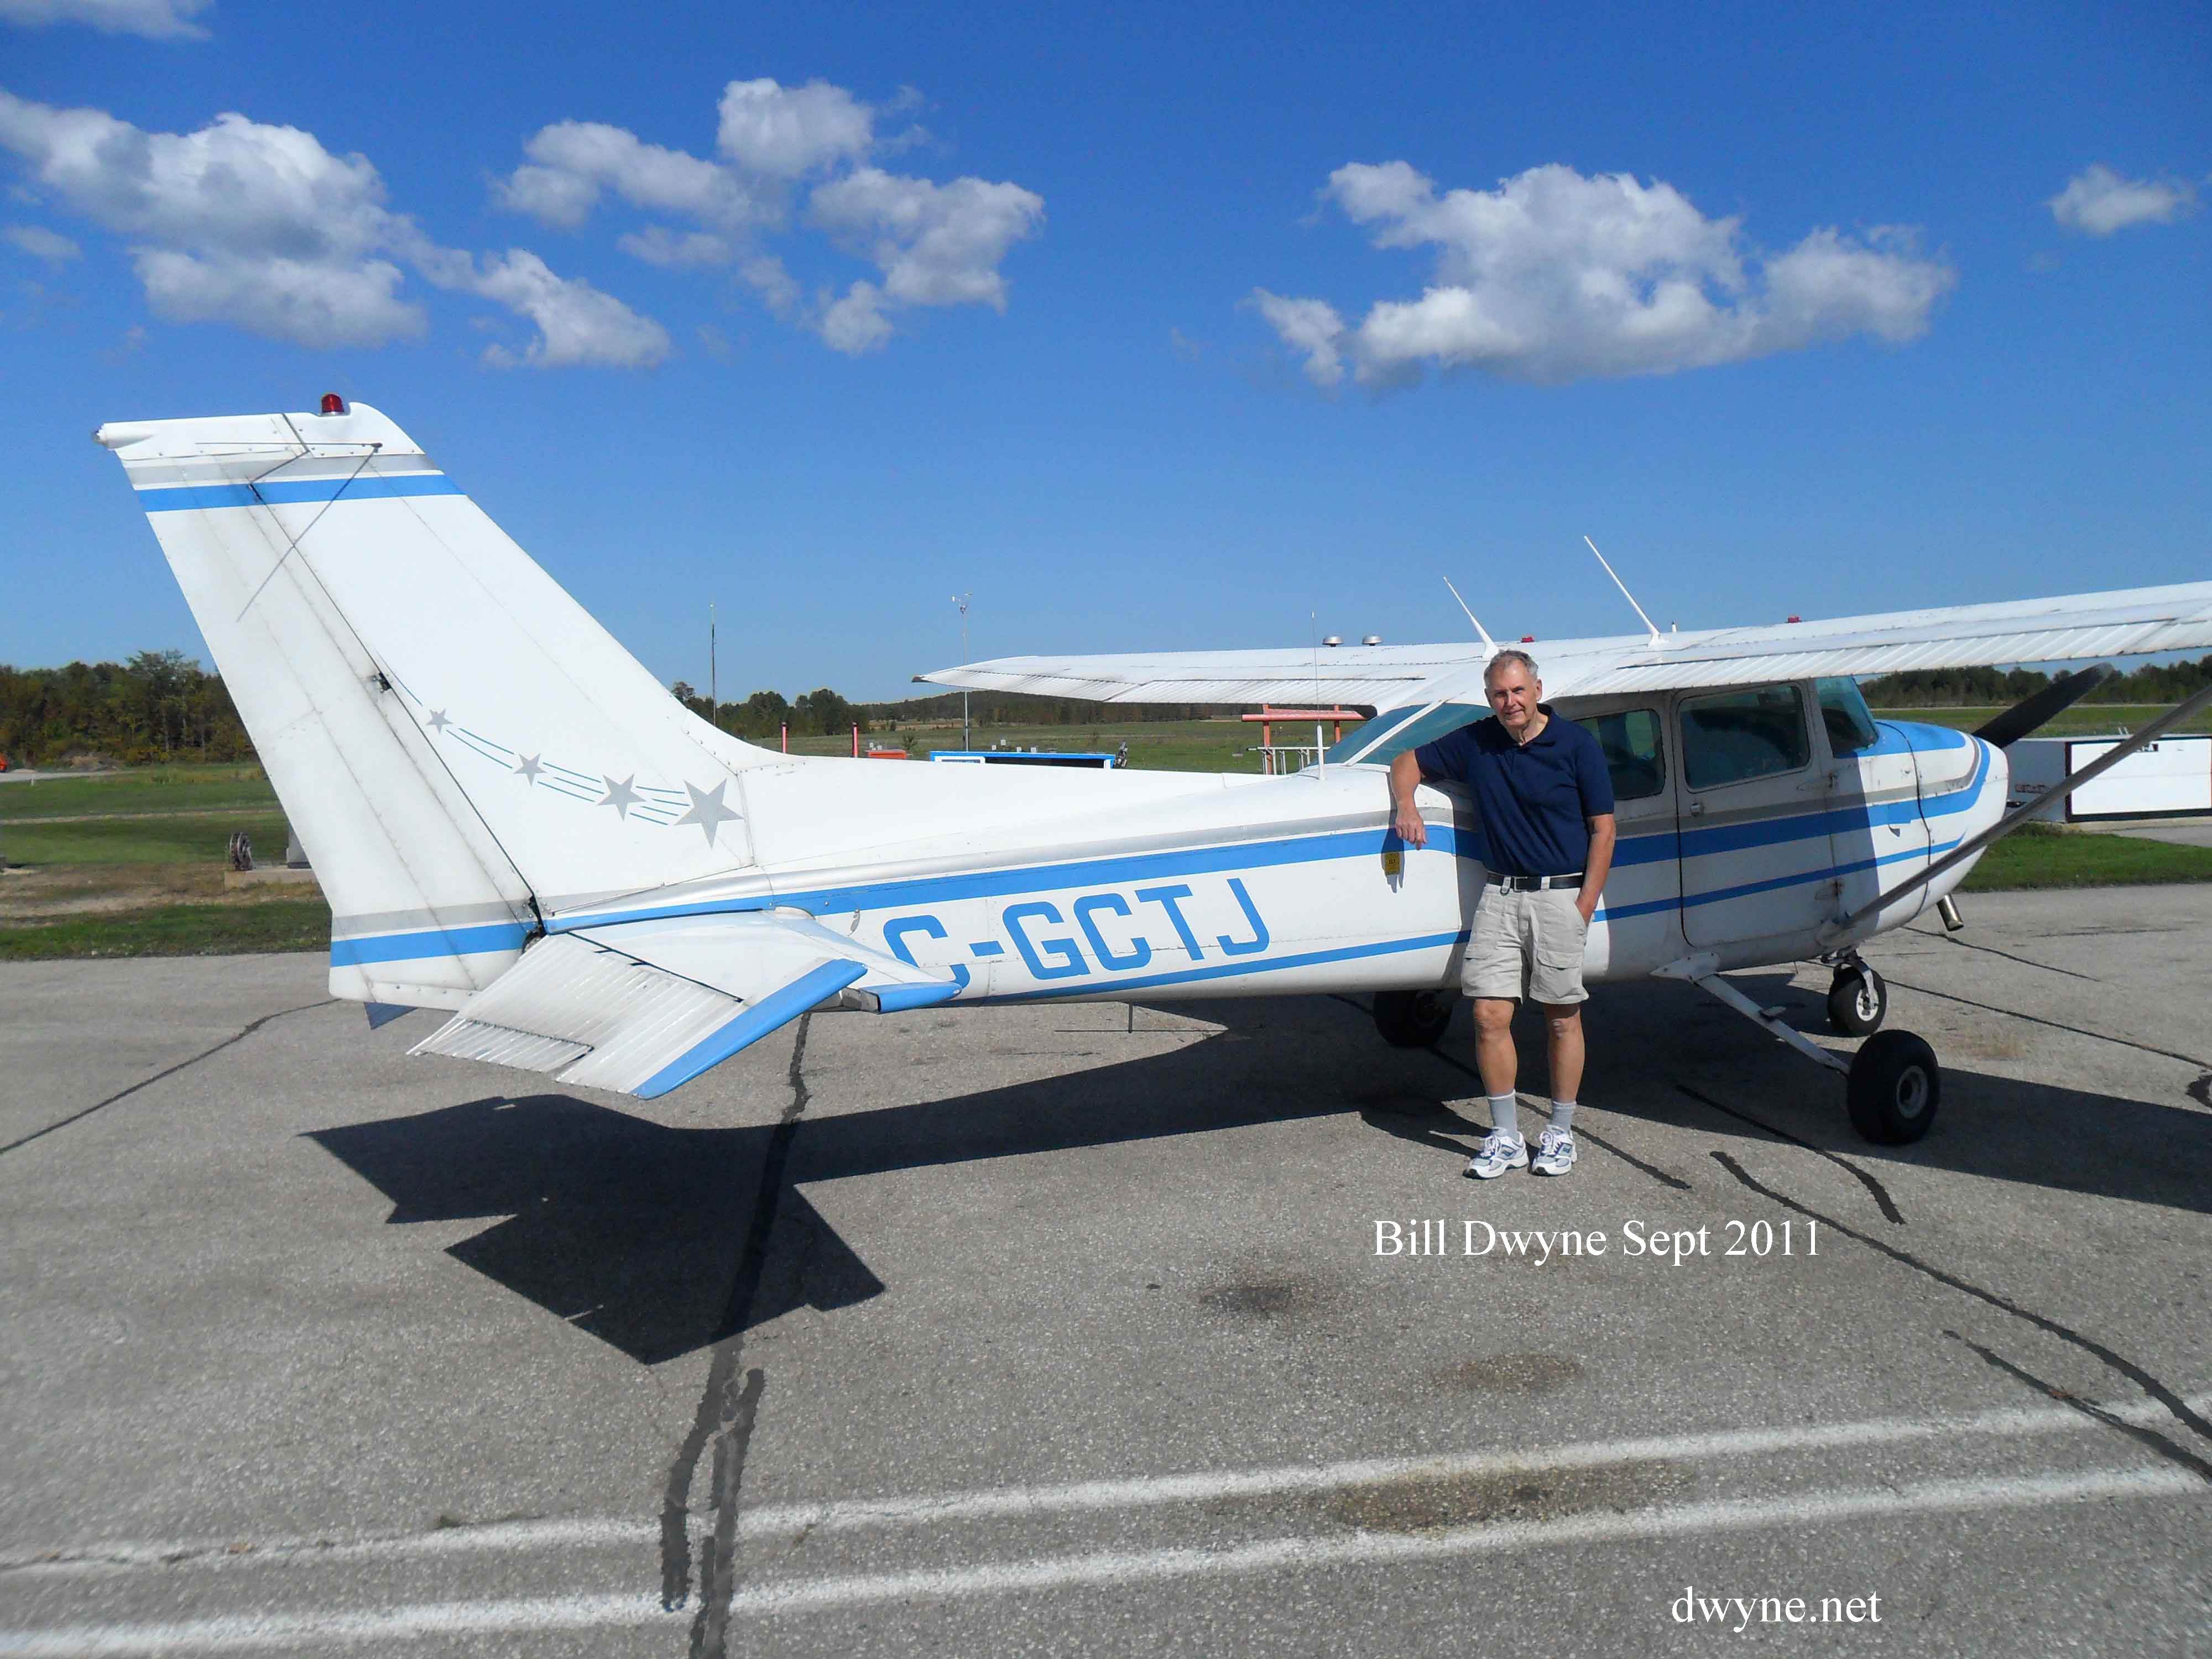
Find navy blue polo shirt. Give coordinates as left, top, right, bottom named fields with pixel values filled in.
left=1413, top=706, right=1615, bottom=878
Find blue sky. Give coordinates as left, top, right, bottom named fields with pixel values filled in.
left=2, top=1, right=2205, bottom=702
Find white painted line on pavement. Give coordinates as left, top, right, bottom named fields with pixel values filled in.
left=11, top=1385, right=2206, bottom=1579
left=1, top=1465, right=2201, bottom=1653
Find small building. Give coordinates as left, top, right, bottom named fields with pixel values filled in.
left=2006, top=734, right=2212, bottom=821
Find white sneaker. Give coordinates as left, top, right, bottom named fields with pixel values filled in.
left=1465, top=1130, right=1528, bottom=1180
left=1532, top=1126, right=1578, bottom=1176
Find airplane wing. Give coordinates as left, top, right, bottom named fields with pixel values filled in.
left=915, top=580, right=2212, bottom=709
left=411, top=910, right=958, bottom=1098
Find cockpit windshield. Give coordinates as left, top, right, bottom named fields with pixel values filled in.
left=1323, top=702, right=1485, bottom=766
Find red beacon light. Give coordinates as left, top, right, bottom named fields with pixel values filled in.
left=1519, top=634, right=1536, bottom=643
left=1785, top=614, right=1802, bottom=624
left=319, top=393, right=347, bottom=416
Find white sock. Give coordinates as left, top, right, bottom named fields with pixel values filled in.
left=1550, top=1099, right=1575, bottom=1135
left=1488, top=1093, right=1520, bottom=1138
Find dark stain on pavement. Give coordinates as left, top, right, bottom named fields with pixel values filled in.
left=1433, top=1353, right=1584, bottom=1393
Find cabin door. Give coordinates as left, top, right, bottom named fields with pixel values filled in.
left=1676, top=682, right=1833, bottom=949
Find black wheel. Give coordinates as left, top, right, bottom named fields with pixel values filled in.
left=1846, top=1029, right=1940, bottom=1144
left=1827, top=967, right=1887, bottom=1036
left=1374, top=989, right=1454, bottom=1048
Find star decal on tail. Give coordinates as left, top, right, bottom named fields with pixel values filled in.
left=674, top=779, right=740, bottom=844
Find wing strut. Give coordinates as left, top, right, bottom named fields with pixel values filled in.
left=1820, top=682, right=2212, bottom=944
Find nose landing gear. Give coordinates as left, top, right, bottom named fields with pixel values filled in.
left=1824, top=956, right=1888, bottom=1036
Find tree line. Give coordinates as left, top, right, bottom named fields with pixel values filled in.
left=0, top=651, right=254, bottom=766
left=7, top=651, right=2206, bottom=767
left=1859, top=657, right=2212, bottom=707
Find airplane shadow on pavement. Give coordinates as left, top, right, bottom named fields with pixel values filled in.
left=306, top=983, right=2212, bottom=1366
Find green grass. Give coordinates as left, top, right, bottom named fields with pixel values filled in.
left=2, top=812, right=293, bottom=866
left=1960, top=822, right=2212, bottom=891
left=790, top=716, right=1273, bottom=773
left=0, top=898, right=330, bottom=960
left=0, top=763, right=279, bottom=820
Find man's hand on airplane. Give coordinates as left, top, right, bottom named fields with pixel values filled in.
left=1388, top=752, right=1427, bottom=849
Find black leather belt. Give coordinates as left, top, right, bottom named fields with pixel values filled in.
left=1485, top=872, right=1583, bottom=891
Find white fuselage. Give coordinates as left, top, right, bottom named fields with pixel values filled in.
left=438, top=692, right=2005, bottom=1008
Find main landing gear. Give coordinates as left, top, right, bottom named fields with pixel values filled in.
left=1373, top=988, right=1454, bottom=1048
left=1655, top=952, right=1939, bottom=1145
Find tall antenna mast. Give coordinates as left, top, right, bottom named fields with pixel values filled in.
left=709, top=600, right=717, bottom=723
left=1583, top=536, right=1664, bottom=649
left=953, top=592, right=971, bottom=749
left=1441, top=577, right=1497, bottom=653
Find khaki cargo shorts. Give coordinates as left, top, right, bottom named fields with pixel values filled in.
left=1463, top=884, right=1590, bottom=1005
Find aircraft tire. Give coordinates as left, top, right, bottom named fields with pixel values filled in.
left=1374, top=989, right=1454, bottom=1048
left=1846, top=1030, right=1940, bottom=1144
left=1827, top=967, right=1887, bottom=1035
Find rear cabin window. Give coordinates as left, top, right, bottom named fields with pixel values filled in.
left=1815, top=676, right=1881, bottom=756
left=1573, top=708, right=1667, bottom=801
left=1681, top=685, right=1812, bottom=790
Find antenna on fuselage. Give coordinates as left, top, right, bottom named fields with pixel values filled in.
left=1441, top=577, right=1497, bottom=654
left=1583, top=536, right=1665, bottom=650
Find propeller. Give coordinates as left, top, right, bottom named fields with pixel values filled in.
left=1971, top=663, right=2116, bottom=748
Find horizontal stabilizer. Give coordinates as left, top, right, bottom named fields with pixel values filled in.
left=412, top=907, right=959, bottom=1097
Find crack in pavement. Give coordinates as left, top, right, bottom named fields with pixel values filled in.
left=1881, top=977, right=2212, bottom=1075
left=0, top=997, right=338, bottom=1158
left=1673, top=1082, right=1904, bottom=1224
left=1911, top=926, right=2100, bottom=983
left=659, top=1013, right=815, bottom=1657
left=1711, top=1149, right=2212, bottom=1460
left=1945, top=1331, right=2212, bottom=1485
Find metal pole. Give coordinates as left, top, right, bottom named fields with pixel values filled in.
left=954, top=593, right=971, bottom=749
left=708, top=601, right=717, bottom=727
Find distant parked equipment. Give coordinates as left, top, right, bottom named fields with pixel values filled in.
left=2007, top=734, right=2211, bottom=822
left=930, top=750, right=1118, bottom=768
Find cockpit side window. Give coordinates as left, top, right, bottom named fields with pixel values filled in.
left=1815, top=676, right=1881, bottom=756
left=1681, top=684, right=1812, bottom=789
left=1573, top=708, right=1667, bottom=801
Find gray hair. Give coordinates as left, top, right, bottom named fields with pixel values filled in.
left=1483, top=648, right=1539, bottom=687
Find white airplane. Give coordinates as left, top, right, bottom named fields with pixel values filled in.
left=96, top=399, right=2212, bottom=1145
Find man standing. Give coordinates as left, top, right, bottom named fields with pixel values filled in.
left=1387, top=650, right=1616, bottom=1179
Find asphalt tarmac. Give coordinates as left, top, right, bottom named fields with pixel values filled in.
left=4, top=886, right=2210, bottom=1657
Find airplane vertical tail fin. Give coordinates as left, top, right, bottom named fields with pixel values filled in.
left=97, top=401, right=778, bottom=1008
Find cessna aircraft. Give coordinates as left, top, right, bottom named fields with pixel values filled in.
left=96, top=400, right=2212, bottom=1146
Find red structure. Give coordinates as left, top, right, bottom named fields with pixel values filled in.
left=1241, top=706, right=1366, bottom=774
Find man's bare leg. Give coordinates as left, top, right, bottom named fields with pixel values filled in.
left=1473, top=998, right=1520, bottom=1098
left=1540, top=1002, right=1584, bottom=1105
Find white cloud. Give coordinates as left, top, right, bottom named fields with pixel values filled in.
left=716, top=78, right=873, bottom=179
left=0, top=91, right=667, bottom=364
left=0, top=0, right=211, bottom=40
left=135, top=247, right=420, bottom=344
left=445, top=249, right=670, bottom=368
left=492, top=78, right=1041, bottom=353
left=2048, top=164, right=2198, bottom=236
left=807, top=167, right=1044, bottom=311
left=819, top=279, right=893, bottom=353
left=1250, top=290, right=1346, bottom=386
left=495, top=120, right=759, bottom=231
left=1254, top=161, right=1955, bottom=388
left=617, top=225, right=732, bottom=267
left=3, top=221, right=78, bottom=262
